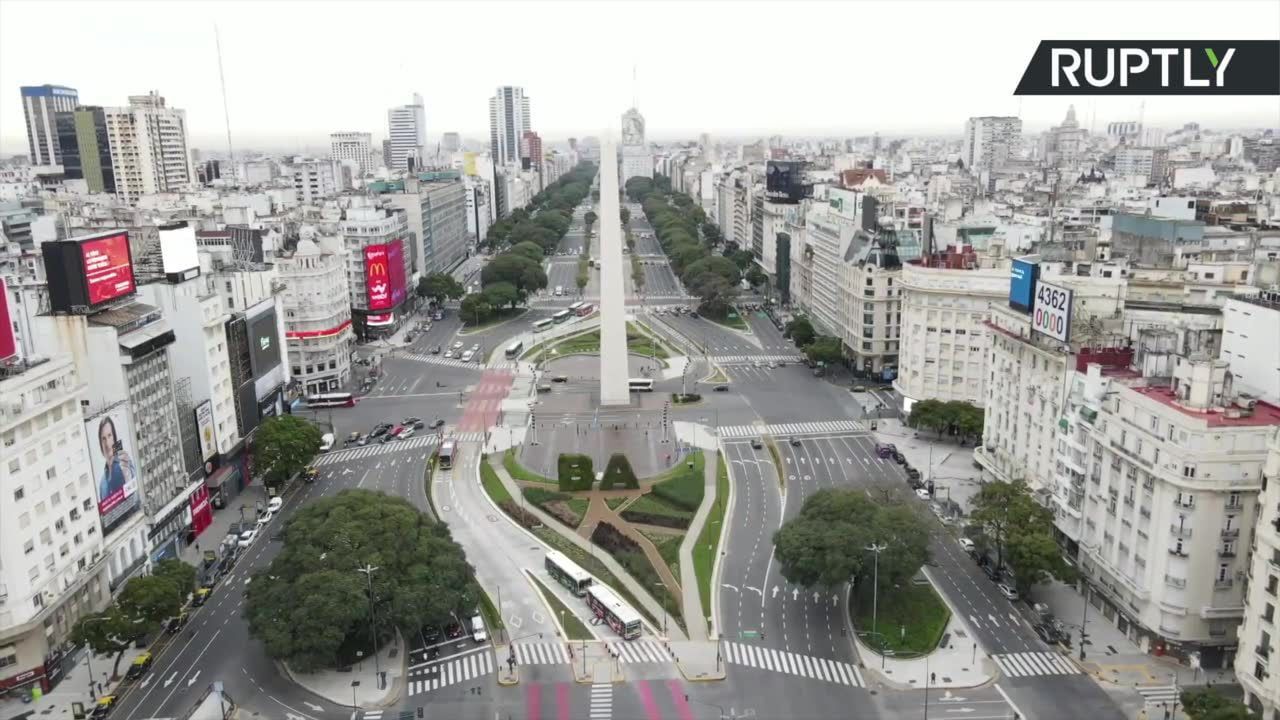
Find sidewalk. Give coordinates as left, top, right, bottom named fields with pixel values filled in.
left=179, top=485, right=270, bottom=568
left=872, top=418, right=982, bottom=517
left=676, top=450, right=716, bottom=642
left=854, top=612, right=994, bottom=690
left=280, top=631, right=404, bottom=709
left=0, top=645, right=151, bottom=719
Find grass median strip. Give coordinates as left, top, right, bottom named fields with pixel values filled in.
left=504, top=449, right=556, bottom=484
left=480, top=459, right=512, bottom=504
left=849, top=578, right=950, bottom=656
left=693, top=453, right=730, bottom=620
left=530, top=575, right=592, bottom=641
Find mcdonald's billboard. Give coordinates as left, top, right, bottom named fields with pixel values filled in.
left=388, top=238, right=406, bottom=307
left=364, top=244, right=392, bottom=310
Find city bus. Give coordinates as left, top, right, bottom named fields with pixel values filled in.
left=504, top=340, right=523, bottom=359
left=305, top=392, right=355, bottom=408
left=567, top=301, right=585, bottom=313
left=575, top=303, right=595, bottom=317
left=628, top=378, right=654, bottom=392
left=438, top=439, right=457, bottom=470
left=552, top=310, right=572, bottom=324
left=532, top=318, right=554, bottom=331
left=545, top=551, right=593, bottom=597
left=585, top=584, right=642, bottom=640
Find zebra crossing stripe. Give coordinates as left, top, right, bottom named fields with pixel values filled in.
left=722, top=642, right=861, bottom=686
left=408, top=651, right=494, bottom=695
left=993, top=652, right=1080, bottom=677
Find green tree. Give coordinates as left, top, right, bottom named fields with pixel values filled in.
left=483, top=281, right=520, bottom=309
left=701, top=222, right=722, bottom=247
left=508, top=241, right=545, bottom=263
left=625, top=177, right=655, bottom=202
left=71, top=608, right=143, bottom=679
left=804, top=336, right=844, bottom=366
left=254, top=416, right=323, bottom=488
left=481, top=253, right=547, bottom=297
left=1181, top=688, right=1258, bottom=720
left=746, top=265, right=767, bottom=289
left=584, top=210, right=598, bottom=232
left=683, top=255, right=740, bottom=288
left=691, top=273, right=735, bottom=318
left=728, top=248, right=755, bottom=270
left=576, top=270, right=589, bottom=292
left=416, top=272, right=465, bottom=304
left=620, top=208, right=630, bottom=226
left=786, top=317, right=816, bottom=347
left=969, top=480, right=1071, bottom=593
left=460, top=293, right=494, bottom=325
left=246, top=490, right=476, bottom=672
left=151, top=558, right=197, bottom=603
left=773, top=489, right=930, bottom=588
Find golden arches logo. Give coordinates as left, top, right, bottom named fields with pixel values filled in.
left=367, top=261, right=388, bottom=277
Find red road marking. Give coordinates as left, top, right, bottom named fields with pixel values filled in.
left=637, top=680, right=662, bottom=720
left=458, top=370, right=513, bottom=431
left=666, top=679, right=694, bottom=720
left=527, top=681, right=541, bottom=720
left=556, top=682, right=570, bottom=720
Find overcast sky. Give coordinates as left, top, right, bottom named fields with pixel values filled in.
left=2, top=0, right=1277, bottom=155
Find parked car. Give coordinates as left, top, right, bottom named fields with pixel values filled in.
left=429, top=419, right=446, bottom=430
left=997, top=583, right=1019, bottom=601
left=344, top=431, right=362, bottom=446
left=357, top=434, right=370, bottom=446
left=551, top=375, right=568, bottom=383
left=471, top=615, right=488, bottom=643
left=915, top=488, right=931, bottom=501
left=905, top=466, right=921, bottom=481
left=268, top=496, right=284, bottom=513
left=982, top=564, right=1002, bottom=582
left=400, top=427, right=416, bottom=440
left=445, top=619, right=464, bottom=639
left=852, top=385, right=867, bottom=392
left=875, top=443, right=894, bottom=459
left=431, top=345, right=442, bottom=355
left=237, top=529, right=259, bottom=548
left=892, top=451, right=906, bottom=464
left=423, top=625, right=442, bottom=643
left=958, top=537, right=975, bottom=552
left=404, top=416, right=422, bottom=426
left=1033, top=623, right=1061, bottom=644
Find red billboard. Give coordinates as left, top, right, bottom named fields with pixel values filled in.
left=81, top=232, right=136, bottom=306
left=364, top=244, right=392, bottom=311
left=0, top=277, right=16, bottom=361
left=189, top=485, right=213, bottom=538
left=388, top=238, right=406, bottom=307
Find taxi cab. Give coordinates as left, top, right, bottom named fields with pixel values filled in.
left=193, top=587, right=211, bottom=607
left=126, top=652, right=153, bottom=679
left=90, top=695, right=117, bottom=718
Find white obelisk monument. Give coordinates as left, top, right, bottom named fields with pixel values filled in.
left=598, top=134, right=630, bottom=406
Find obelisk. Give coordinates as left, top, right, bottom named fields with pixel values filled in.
left=598, top=134, right=630, bottom=406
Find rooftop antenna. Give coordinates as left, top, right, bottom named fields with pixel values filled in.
left=215, top=24, right=235, bottom=184
left=632, top=64, right=637, bottom=109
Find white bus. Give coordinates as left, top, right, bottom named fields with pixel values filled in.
left=585, top=584, right=642, bottom=640
left=504, top=340, right=523, bottom=359
left=545, top=551, right=593, bottom=597
left=628, top=378, right=654, bottom=392
left=567, top=301, right=585, bottom=313
left=552, top=310, right=572, bottom=324
left=533, top=318, right=554, bottom=331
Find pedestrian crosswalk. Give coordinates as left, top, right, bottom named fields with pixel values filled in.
left=1136, top=684, right=1180, bottom=705
left=513, top=642, right=571, bottom=665
left=590, top=683, right=612, bottom=720
left=401, top=352, right=484, bottom=369
left=313, top=435, right=440, bottom=466
left=407, top=648, right=494, bottom=695
left=711, top=354, right=805, bottom=365
left=359, top=711, right=383, bottom=720
left=608, top=640, right=672, bottom=664
left=719, top=420, right=865, bottom=439
left=992, top=651, right=1081, bottom=677
left=449, top=431, right=486, bottom=443
left=722, top=642, right=863, bottom=686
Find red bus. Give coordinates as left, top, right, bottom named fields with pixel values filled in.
left=305, top=392, right=355, bottom=408
left=575, top=303, right=595, bottom=317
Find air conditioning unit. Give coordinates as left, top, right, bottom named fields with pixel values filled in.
left=1237, top=395, right=1258, bottom=410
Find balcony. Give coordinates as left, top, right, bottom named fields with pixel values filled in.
left=1220, top=549, right=1238, bottom=558
left=1140, top=507, right=1152, bottom=519
left=1169, top=548, right=1189, bottom=558
left=1215, top=578, right=1235, bottom=590
left=1259, top=646, right=1272, bottom=660
left=1170, top=525, right=1193, bottom=538
left=1164, top=574, right=1187, bottom=589
left=1222, top=528, right=1241, bottom=539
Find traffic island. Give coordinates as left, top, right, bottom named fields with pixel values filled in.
left=280, top=630, right=406, bottom=708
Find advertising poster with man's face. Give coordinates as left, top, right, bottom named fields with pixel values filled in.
left=84, top=406, right=143, bottom=535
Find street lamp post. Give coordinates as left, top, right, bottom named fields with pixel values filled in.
left=654, top=582, right=668, bottom=638
left=866, top=542, right=888, bottom=651
left=80, top=616, right=112, bottom=700
left=355, top=565, right=382, bottom=689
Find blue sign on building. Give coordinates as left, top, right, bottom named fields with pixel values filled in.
left=1009, top=258, right=1038, bottom=313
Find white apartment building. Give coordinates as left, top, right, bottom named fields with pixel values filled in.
left=330, top=132, right=373, bottom=175
left=387, top=94, right=427, bottom=172
left=275, top=233, right=353, bottom=396
left=102, top=93, right=195, bottom=204
left=976, top=272, right=1126, bottom=497
left=1114, top=147, right=1169, bottom=186
left=1220, top=294, right=1280, bottom=403
left=0, top=355, right=112, bottom=695
left=489, top=86, right=531, bottom=168
left=339, top=201, right=410, bottom=339
left=290, top=159, right=341, bottom=205
left=1237, top=427, right=1280, bottom=716
left=1055, top=355, right=1277, bottom=667
left=897, top=262, right=1009, bottom=410
left=464, top=174, right=492, bottom=241
left=962, top=116, right=1021, bottom=171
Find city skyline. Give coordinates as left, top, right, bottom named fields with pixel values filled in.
left=2, top=0, right=1278, bottom=157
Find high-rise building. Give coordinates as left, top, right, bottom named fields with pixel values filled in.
left=489, top=86, right=531, bottom=167
left=620, top=107, right=651, bottom=184
left=371, top=173, right=469, bottom=275
left=330, top=131, right=373, bottom=175
left=1113, top=146, right=1169, bottom=186
left=441, top=132, right=461, bottom=153
left=274, top=231, right=355, bottom=396
left=102, top=92, right=194, bottom=203
left=20, top=85, right=78, bottom=166
left=386, top=94, right=427, bottom=172
left=288, top=159, right=341, bottom=204
left=961, top=116, right=1021, bottom=171
left=521, top=130, right=543, bottom=172
left=54, top=106, right=116, bottom=193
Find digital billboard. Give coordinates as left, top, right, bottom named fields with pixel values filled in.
left=84, top=405, right=143, bottom=536
left=0, top=277, right=17, bottom=361
left=82, top=231, right=136, bottom=305
left=1009, top=258, right=1039, bottom=313
left=42, top=229, right=138, bottom=313
left=765, top=160, right=808, bottom=204
left=248, top=305, right=282, bottom=378
left=1032, top=280, right=1074, bottom=343
left=195, top=399, right=216, bottom=463
left=387, top=238, right=407, bottom=307
left=158, top=221, right=199, bottom=280
left=364, top=244, right=392, bottom=311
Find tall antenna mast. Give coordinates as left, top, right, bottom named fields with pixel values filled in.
left=215, top=24, right=236, bottom=184
left=632, top=65, right=637, bottom=108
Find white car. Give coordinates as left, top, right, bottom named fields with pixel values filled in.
left=267, top=496, right=283, bottom=514
left=400, top=427, right=416, bottom=440
left=915, top=488, right=931, bottom=501
left=452, top=341, right=464, bottom=350
left=237, top=528, right=259, bottom=548
left=958, top=537, right=975, bottom=552
left=997, top=583, right=1019, bottom=601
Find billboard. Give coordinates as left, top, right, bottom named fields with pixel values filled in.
left=195, top=399, right=216, bottom=463
left=42, top=230, right=137, bottom=313
left=247, top=305, right=282, bottom=378
left=387, top=238, right=407, bottom=307
left=188, top=485, right=213, bottom=537
left=1032, top=280, right=1074, bottom=343
left=1009, top=258, right=1039, bottom=313
left=364, top=244, right=392, bottom=311
left=0, top=277, right=17, bottom=361
left=765, top=160, right=808, bottom=204
left=84, top=405, right=143, bottom=536
left=158, top=221, right=199, bottom=279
